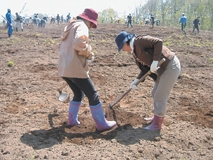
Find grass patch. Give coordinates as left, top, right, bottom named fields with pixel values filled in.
left=8, top=60, right=14, bottom=67
left=101, top=39, right=106, bottom=42
left=163, top=40, right=172, bottom=46
left=210, top=57, right=213, bottom=64
left=181, top=73, right=191, bottom=79
left=44, top=38, right=57, bottom=45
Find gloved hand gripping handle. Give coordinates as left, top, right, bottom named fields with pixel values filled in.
left=109, top=58, right=166, bottom=108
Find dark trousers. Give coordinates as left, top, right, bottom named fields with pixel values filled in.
left=63, top=77, right=100, bottom=105
left=127, top=20, right=133, bottom=27
left=181, top=23, right=186, bottom=33
left=193, top=25, right=199, bottom=33
left=7, top=23, right=13, bottom=36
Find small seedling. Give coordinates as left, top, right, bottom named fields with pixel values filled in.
left=210, top=57, right=213, bottom=64
left=8, top=60, right=14, bottom=67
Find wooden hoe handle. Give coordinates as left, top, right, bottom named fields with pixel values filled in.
left=58, top=82, right=67, bottom=93
left=109, top=58, right=166, bottom=108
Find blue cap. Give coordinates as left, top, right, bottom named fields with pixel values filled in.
left=115, top=31, right=135, bottom=52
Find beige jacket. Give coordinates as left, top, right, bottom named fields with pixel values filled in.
left=58, top=19, right=93, bottom=78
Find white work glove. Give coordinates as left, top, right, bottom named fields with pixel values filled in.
left=130, top=79, right=139, bottom=90
left=150, top=61, right=159, bottom=73
left=86, top=52, right=95, bottom=64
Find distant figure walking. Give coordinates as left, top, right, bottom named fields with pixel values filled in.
left=66, top=13, right=71, bottom=22
left=127, top=13, right=133, bottom=28
left=41, top=16, right=47, bottom=27
left=150, top=14, right=155, bottom=28
left=60, top=15, right=64, bottom=23
left=179, top=13, right=187, bottom=34
left=56, top=14, right=60, bottom=25
left=192, top=16, right=200, bottom=34
left=5, top=9, right=13, bottom=37
left=15, top=12, right=23, bottom=31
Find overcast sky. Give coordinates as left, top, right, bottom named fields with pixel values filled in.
left=0, top=0, right=144, bottom=20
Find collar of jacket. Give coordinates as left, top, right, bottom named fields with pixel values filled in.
left=130, top=37, right=135, bottom=53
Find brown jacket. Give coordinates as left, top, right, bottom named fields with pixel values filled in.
left=58, top=19, right=93, bottom=78
left=133, top=35, right=175, bottom=78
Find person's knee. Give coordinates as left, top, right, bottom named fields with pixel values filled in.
left=88, top=92, right=100, bottom=105
left=73, top=94, right=84, bottom=102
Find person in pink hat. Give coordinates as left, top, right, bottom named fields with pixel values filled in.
left=58, top=8, right=116, bottom=132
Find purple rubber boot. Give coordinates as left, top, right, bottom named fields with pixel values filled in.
left=68, top=101, right=81, bottom=126
left=145, top=115, right=164, bottom=131
left=90, top=103, right=116, bottom=131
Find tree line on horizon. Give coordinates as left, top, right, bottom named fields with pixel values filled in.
left=98, top=0, right=213, bottom=31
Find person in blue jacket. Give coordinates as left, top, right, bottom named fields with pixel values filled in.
left=179, top=13, right=187, bottom=34
left=6, top=9, right=13, bottom=37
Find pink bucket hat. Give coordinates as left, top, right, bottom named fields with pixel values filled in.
left=77, top=8, right=98, bottom=28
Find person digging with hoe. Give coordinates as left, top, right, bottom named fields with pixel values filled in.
left=58, top=8, right=116, bottom=131
left=115, top=31, right=181, bottom=131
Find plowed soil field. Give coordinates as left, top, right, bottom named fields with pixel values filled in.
left=0, top=23, right=213, bottom=160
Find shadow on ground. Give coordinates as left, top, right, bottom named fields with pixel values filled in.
left=20, top=111, right=161, bottom=149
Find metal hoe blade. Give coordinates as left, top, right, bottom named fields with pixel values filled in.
left=58, top=91, right=70, bottom=103
left=58, top=82, right=70, bottom=103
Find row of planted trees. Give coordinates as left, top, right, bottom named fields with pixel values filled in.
left=98, top=0, right=213, bottom=31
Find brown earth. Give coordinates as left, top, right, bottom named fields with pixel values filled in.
left=0, top=23, right=213, bottom=160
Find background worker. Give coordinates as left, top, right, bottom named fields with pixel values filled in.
left=127, top=13, right=133, bottom=28
left=56, top=14, right=60, bottom=25
left=179, top=13, right=187, bottom=34
left=15, top=12, right=23, bottom=31
left=192, top=16, right=200, bottom=34
left=5, top=9, right=13, bottom=37
left=115, top=31, right=181, bottom=131
left=58, top=8, right=116, bottom=132
left=66, top=13, right=71, bottom=22
left=150, top=14, right=155, bottom=28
